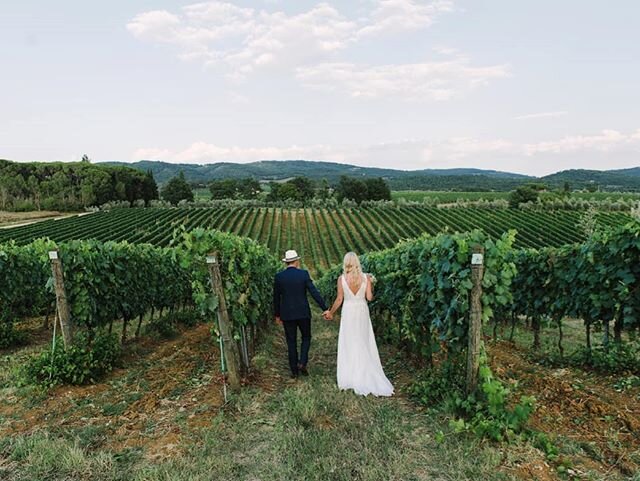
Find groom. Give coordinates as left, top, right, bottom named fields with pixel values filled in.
left=274, top=250, right=331, bottom=379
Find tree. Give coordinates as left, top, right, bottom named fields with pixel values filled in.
left=81, top=154, right=91, bottom=163
left=335, top=176, right=390, bottom=203
left=316, top=178, right=331, bottom=200
left=161, top=171, right=194, bottom=205
left=143, top=170, right=159, bottom=203
left=267, top=177, right=314, bottom=203
left=364, top=178, right=391, bottom=201
left=288, top=177, right=314, bottom=201
left=335, top=176, right=368, bottom=203
left=508, top=186, right=539, bottom=208
left=209, top=179, right=239, bottom=199
left=238, top=178, right=262, bottom=199
left=209, top=178, right=262, bottom=200
left=0, top=159, right=159, bottom=211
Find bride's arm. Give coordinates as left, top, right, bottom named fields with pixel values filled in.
left=365, top=274, right=374, bottom=302
left=328, top=277, right=344, bottom=319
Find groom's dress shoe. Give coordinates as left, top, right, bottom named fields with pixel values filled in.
left=290, top=371, right=299, bottom=379
left=298, top=364, right=309, bottom=376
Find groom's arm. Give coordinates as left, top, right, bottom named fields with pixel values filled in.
left=305, top=272, right=328, bottom=311
left=273, top=276, right=282, bottom=319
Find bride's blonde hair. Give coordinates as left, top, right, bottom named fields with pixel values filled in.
left=343, top=252, right=363, bottom=286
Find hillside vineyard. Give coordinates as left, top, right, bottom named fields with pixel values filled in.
left=0, top=206, right=631, bottom=274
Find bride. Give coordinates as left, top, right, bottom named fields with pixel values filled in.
left=326, top=252, right=394, bottom=397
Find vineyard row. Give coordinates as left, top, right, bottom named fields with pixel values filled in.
left=0, top=206, right=631, bottom=274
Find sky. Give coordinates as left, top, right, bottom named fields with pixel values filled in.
left=1, top=0, right=639, bottom=176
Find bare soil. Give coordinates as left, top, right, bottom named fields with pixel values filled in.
left=489, top=339, right=640, bottom=479
left=0, top=323, right=225, bottom=460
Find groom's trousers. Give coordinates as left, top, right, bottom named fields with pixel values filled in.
left=282, top=317, right=311, bottom=374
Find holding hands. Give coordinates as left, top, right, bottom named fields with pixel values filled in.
left=322, top=310, right=333, bottom=321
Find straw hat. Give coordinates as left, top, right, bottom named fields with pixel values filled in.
left=282, top=249, right=300, bottom=262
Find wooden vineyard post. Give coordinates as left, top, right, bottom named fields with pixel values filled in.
left=466, top=245, right=485, bottom=395
left=48, top=250, right=73, bottom=348
left=206, top=252, right=242, bottom=391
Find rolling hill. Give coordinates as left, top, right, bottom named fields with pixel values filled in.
left=100, top=160, right=640, bottom=192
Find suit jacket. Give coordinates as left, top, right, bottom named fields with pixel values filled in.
left=274, top=267, right=328, bottom=321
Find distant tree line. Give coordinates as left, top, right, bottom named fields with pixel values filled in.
left=198, top=175, right=390, bottom=205
left=0, top=158, right=158, bottom=211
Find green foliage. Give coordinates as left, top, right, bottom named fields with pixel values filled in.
left=1, top=206, right=631, bottom=275
left=570, top=342, right=640, bottom=373
left=531, top=431, right=560, bottom=461
left=613, top=374, right=640, bottom=391
left=0, top=321, right=27, bottom=349
left=21, top=331, right=121, bottom=387
left=267, top=177, right=315, bottom=203
left=508, top=185, right=540, bottom=208
left=209, top=178, right=262, bottom=200
left=446, top=354, right=536, bottom=442
left=0, top=226, right=276, bottom=387
left=410, top=353, right=535, bottom=443
left=145, top=314, right=179, bottom=339
left=510, top=221, right=640, bottom=355
left=172, top=228, right=279, bottom=338
left=173, top=309, right=203, bottom=327
left=56, top=240, right=191, bottom=331
left=408, top=356, right=466, bottom=405
left=335, top=176, right=391, bottom=203
left=161, top=171, right=194, bottom=205
left=0, top=239, right=55, bottom=347
left=0, top=159, right=158, bottom=211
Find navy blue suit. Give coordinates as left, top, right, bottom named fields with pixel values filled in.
left=274, top=266, right=328, bottom=374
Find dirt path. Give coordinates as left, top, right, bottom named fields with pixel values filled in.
left=0, top=210, right=88, bottom=229
left=1, top=316, right=526, bottom=481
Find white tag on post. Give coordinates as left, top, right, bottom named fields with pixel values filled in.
left=48, top=251, right=58, bottom=260
left=471, top=253, right=484, bottom=266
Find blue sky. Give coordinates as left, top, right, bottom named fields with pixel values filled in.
left=1, top=0, right=639, bottom=175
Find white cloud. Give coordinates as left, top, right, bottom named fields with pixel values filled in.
left=356, top=0, right=454, bottom=38
left=514, top=111, right=568, bottom=120
left=296, top=58, right=510, bottom=100
left=126, top=10, right=182, bottom=43
left=128, top=2, right=360, bottom=75
left=523, top=129, right=633, bottom=155
left=126, top=1, right=499, bottom=100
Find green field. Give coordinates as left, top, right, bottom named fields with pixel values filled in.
left=0, top=206, right=631, bottom=274
left=392, top=190, right=640, bottom=203
left=392, top=191, right=509, bottom=202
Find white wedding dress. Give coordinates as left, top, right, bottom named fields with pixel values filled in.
left=337, top=274, right=394, bottom=397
